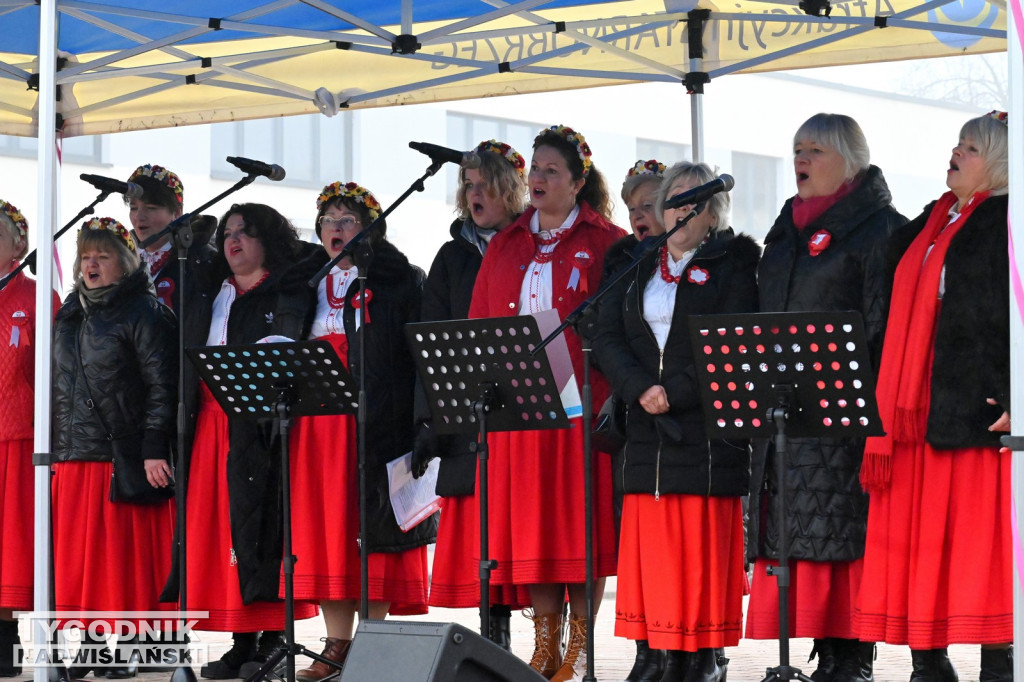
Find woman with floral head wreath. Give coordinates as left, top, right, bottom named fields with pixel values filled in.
left=51, top=217, right=178, bottom=678
left=855, top=112, right=1012, bottom=682
left=287, top=181, right=434, bottom=680
left=468, top=124, right=626, bottom=681
left=419, top=140, right=530, bottom=650
left=0, top=201, right=55, bottom=677
left=178, top=204, right=323, bottom=680
left=746, top=113, right=906, bottom=682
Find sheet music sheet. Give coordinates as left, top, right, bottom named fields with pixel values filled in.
left=387, top=451, right=441, bottom=532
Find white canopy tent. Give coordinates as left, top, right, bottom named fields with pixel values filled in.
left=2, top=0, right=1018, bottom=678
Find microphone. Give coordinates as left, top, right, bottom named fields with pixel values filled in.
left=80, top=174, right=144, bottom=199
left=225, top=156, right=286, bottom=181
left=409, top=141, right=481, bottom=169
left=663, top=174, right=735, bottom=210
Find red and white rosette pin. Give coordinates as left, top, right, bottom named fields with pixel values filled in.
left=352, top=289, right=373, bottom=324
left=567, top=248, right=594, bottom=294
left=808, top=230, right=832, bottom=257
left=156, top=278, right=175, bottom=308
left=9, top=310, right=28, bottom=348
left=687, top=266, right=710, bottom=285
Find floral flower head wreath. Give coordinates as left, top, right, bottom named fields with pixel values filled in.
left=627, top=159, right=667, bottom=178
left=82, top=216, right=136, bottom=253
left=0, top=200, right=28, bottom=243
left=545, top=124, right=593, bottom=177
left=317, top=181, right=382, bottom=222
left=475, top=139, right=526, bottom=179
left=128, top=164, right=184, bottom=205
left=988, top=110, right=1008, bottom=125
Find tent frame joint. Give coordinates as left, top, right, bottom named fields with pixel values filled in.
left=392, top=34, right=422, bottom=54
left=683, top=71, right=710, bottom=94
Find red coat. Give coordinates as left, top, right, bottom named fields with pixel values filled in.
left=469, top=202, right=626, bottom=413
left=0, top=272, right=43, bottom=440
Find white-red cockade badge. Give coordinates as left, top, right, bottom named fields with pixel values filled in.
left=687, top=266, right=710, bottom=285
left=808, top=230, right=832, bottom=256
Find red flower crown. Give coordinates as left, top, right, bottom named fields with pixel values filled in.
left=0, top=200, right=28, bottom=242
left=128, top=164, right=183, bottom=205
left=82, top=216, right=136, bottom=253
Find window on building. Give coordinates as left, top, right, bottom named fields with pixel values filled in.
left=730, top=151, right=781, bottom=237
left=635, top=138, right=690, bottom=167
left=0, top=133, right=105, bottom=164
left=210, top=112, right=353, bottom=189
left=446, top=113, right=540, bottom=199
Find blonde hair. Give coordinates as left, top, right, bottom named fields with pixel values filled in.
left=73, top=228, right=139, bottom=284
left=456, top=152, right=528, bottom=220
left=959, top=113, right=1008, bottom=194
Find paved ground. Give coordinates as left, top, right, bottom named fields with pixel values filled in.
left=11, top=576, right=987, bottom=681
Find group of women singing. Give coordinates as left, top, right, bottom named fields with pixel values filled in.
left=0, top=109, right=1012, bottom=682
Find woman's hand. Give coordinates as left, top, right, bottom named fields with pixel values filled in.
left=986, top=398, right=1011, bottom=454
left=145, top=459, right=174, bottom=488
left=987, top=398, right=1010, bottom=432
left=639, top=385, right=670, bottom=415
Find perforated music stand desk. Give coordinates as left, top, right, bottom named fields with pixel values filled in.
left=188, top=340, right=358, bottom=682
left=687, top=311, right=883, bottom=682
left=406, top=314, right=572, bottom=641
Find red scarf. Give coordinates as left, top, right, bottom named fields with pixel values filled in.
left=860, top=190, right=990, bottom=491
left=791, top=180, right=857, bottom=230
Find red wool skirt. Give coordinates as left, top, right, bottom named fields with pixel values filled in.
left=854, top=440, right=1012, bottom=647
left=52, top=460, right=175, bottom=622
left=745, top=558, right=863, bottom=639
left=615, top=494, right=745, bottom=651
left=0, top=438, right=33, bottom=610
left=431, top=422, right=617, bottom=591
left=429, top=494, right=530, bottom=609
left=186, top=389, right=318, bottom=632
left=285, top=334, right=428, bottom=615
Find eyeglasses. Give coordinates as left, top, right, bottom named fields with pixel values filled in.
left=627, top=203, right=656, bottom=218
left=318, top=215, right=362, bottom=230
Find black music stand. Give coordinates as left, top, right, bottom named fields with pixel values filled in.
left=687, top=311, right=883, bottom=682
left=406, top=311, right=573, bottom=648
left=187, top=340, right=359, bottom=682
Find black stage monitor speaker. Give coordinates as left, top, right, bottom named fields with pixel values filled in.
left=338, top=620, right=544, bottom=681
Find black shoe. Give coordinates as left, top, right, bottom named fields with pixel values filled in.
left=0, top=620, right=22, bottom=677
left=625, top=640, right=665, bottom=681
left=67, top=631, right=109, bottom=680
left=237, top=631, right=285, bottom=680
left=809, top=638, right=842, bottom=682
left=681, top=648, right=726, bottom=682
left=659, top=650, right=693, bottom=682
left=832, top=641, right=874, bottom=682
left=105, top=635, right=139, bottom=679
left=909, top=649, right=959, bottom=682
left=200, top=632, right=259, bottom=680
left=980, top=646, right=1012, bottom=682
left=488, top=604, right=512, bottom=652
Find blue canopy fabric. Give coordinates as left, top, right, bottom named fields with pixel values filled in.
left=0, top=0, right=1007, bottom=136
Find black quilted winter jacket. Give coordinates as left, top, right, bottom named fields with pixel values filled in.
left=748, top=165, right=907, bottom=562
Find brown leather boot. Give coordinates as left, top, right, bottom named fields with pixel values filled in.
left=295, top=638, right=351, bottom=682
left=549, top=614, right=586, bottom=682
left=526, top=610, right=563, bottom=679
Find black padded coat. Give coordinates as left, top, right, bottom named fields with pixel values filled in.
left=748, top=165, right=907, bottom=563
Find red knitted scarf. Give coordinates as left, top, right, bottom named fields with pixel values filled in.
left=860, top=190, right=990, bottom=491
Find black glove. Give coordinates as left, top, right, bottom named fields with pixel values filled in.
left=411, top=423, right=439, bottom=479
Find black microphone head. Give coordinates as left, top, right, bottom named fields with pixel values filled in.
left=719, top=174, right=735, bottom=191
left=267, top=165, right=286, bottom=182
left=124, top=182, right=144, bottom=200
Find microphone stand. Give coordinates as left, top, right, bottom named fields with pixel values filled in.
left=0, top=189, right=117, bottom=293
left=308, top=157, right=444, bottom=622
left=532, top=205, right=703, bottom=682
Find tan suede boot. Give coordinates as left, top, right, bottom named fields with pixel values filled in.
left=549, top=613, right=586, bottom=682
left=525, top=610, right=563, bottom=678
